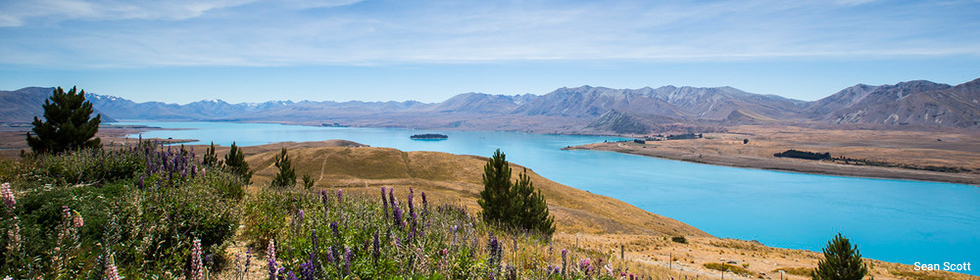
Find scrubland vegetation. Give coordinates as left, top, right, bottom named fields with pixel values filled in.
left=0, top=143, right=649, bottom=279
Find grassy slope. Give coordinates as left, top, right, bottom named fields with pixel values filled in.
left=244, top=144, right=708, bottom=237
left=232, top=141, right=976, bottom=280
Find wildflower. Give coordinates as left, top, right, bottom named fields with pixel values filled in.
left=579, top=258, right=594, bottom=275
left=6, top=217, right=20, bottom=253
left=287, top=270, right=298, bottom=280
left=381, top=186, right=389, bottom=217
left=245, top=246, right=252, bottom=276
left=393, top=205, right=403, bottom=227
left=1, top=183, right=15, bottom=213
left=268, top=239, right=278, bottom=280
left=296, top=209, right=304, bottom=225
left=421, top=191, right=428, bottom=213
left=104, top=254, right=120, bottom=280
left=330, top=222, right=340, bottom=240
left=337, top=189, right=343, bottom=202
left=310, top=229, right=318, bottom=264
left=388, top=187, right=396, bottom=209
left=343, top=246, right=352, bottom=273
left=190, top=239, right=204, bottom=280
left=373, top=231, right=380, bottom=259
left=326, top=246, right=335, bottom=263
left=72, top=210, right=84, bottom=228
left=300, top=257, right=315, bottom=280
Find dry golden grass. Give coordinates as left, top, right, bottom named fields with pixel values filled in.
left=234, top=141, right=978, bottom=280
left=245, top=144, right=708, bottom=237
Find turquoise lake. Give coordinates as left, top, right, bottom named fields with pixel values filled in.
left=117, top=121, right=979, bottom=275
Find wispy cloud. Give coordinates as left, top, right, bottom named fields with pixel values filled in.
left=1, top=0, right=978, bottom=68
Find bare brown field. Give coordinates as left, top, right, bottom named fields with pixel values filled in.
left=567, top=125, right=980, bottom=186
left=229, top=142, right=976, bottom=280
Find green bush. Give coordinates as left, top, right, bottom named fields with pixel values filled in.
left=704, top=262, right=751, bottom=276
left=0, top=142, right=243, bottom=279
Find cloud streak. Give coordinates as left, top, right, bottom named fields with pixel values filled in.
left=1, top=0, right=978, bottom=68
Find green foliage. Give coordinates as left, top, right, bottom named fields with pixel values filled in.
left=202, top=141, right=221, bottom=167
left=478, top=149, right=556, bottom=236
left=479, top=149, right=512, bottom=225
left=704, top=262, right=751, bottom=276
left=243, top=186, right=614, bottom=280
left=223, top=142, right=253, bottom=184
left=302, top=174, right=315, bottom=189
left=26, top=86, right=102, bottom=154
left=0, top=143, right=243, bottom=279
left=671, top=236, right=687, bottom=244
left=271, top=147, right=296, bottom=189
left=774, top=267, right=814, bottom=276
left=813, top=233, right=868, bottom=280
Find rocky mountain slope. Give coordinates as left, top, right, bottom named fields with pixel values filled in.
left=3, top=77, right=978, bottom=133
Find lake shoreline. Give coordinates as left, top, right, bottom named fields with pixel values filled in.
left=565, top=141, right=980, bottom=186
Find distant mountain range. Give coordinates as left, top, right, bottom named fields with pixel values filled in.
left=3, top=77, right=978, bottom=134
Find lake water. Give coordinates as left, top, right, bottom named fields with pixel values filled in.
left=117, top=121, right=979, bottom=275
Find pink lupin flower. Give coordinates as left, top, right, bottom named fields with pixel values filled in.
left=190, top=239, right=204, bottom=280
left=104, top=254, right=120, bottom=280
left=72, top=210, right=84, bottom=228
left=1, top=183, right=15, bottom=213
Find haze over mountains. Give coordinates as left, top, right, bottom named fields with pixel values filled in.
left=3, top=77, right=978, bottom=134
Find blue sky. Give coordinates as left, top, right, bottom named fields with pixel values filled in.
left=1, top=0, right=979, bottom=104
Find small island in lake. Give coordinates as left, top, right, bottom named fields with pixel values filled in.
left=410, top=133, right=448, bottom=140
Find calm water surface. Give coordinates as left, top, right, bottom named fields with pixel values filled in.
left=118, top=121, right=979, bottom=275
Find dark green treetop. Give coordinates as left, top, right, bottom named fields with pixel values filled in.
left=26, top=86, right=102, bottom=154
left=813, top=233, right=868, bottom=280
left=271, top=147, right=296, bottom=188
left=223, top=142, right=253, bottom=184
left=478, top=149, right=556, bottom=236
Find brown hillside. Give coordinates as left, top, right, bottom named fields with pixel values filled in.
left=244, top=144, right=709, bottom=237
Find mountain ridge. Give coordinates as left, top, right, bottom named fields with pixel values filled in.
left=3, top=77, right=978, bottom=133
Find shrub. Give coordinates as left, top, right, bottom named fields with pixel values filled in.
left=704, top=262, right=751, bottom=276
left=671, top=236, right=687, bottom=244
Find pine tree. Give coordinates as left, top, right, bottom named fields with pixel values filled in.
left=26, top=86, right=102, bottom=154
left=813, top=233, right=868, bottom=280
left=223, top=142, right=253, bottom=184
left=512, top=168, right=555, bottom=235
left=271, top=147, right=296, bottom=188
left=479, top=149, right=512, bottom=225
left=202, top=142, right=221, bottom=167
left=478, top=149, right=555, bottom=236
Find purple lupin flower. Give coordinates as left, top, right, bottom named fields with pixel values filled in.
left=310, top=229, right=318, bottom=264
left=244, top=246, right=252, bottom=275
left=268, top=239, right=278, bottom=280
left=393, top=205, right=403, bottom=228
left=561, top=249, right=567, bottom=276
left=381, top=187, right=388, bottom=217
left=421, top=191, right=428, bottom=213
left=388, top=187, right=396, bottom=209
left=407, top=188, right=415, bottom=216
left=337, top=189, right=343, bottom=202
left=287, top=270, right=298, bottom=280
left=330, top=222, right=340, bottom=240
left=326, top=246, right=335, bottom=263
left=343, top=246, right=352, bottom=273
left=372, top=231, right=380, bottom=259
